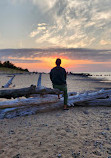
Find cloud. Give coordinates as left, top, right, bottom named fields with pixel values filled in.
left=28, top=0, right=111, bottom=49
left=74, top=63, right=111, bottom=72
left=29, top=23, right=47, bottom=38
left=31, top=0, right=57, bottom=11
left=8, top=59, right=41, bottom=63
left=100, top=40, right=111, bottom=46
left=1, top=48, right=111, bottom=72
left=38, top=23, right=46, bottom=26
left=1, top=0, right=111, bottom=49
left=1, top=48, right=111, bottom=63
left=30, top=31, right=38, bottom=38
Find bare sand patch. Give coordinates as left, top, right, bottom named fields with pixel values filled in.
left=0, top=106, right=111, bottom=158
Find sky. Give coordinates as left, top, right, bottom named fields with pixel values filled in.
left=0, top=0, right=111, bottom=72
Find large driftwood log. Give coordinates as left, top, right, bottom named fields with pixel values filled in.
left=66, top=89, right=111, bottom=106
left=0, top=95, right=58, bottom=109
left=0, top=89, right=111, bottom=110
left=75, top=98, right=111, bottom=106
left=0, top=85, right=61, bottom=99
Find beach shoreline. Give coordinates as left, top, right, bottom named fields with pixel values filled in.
left=0, top=73, right=111, bottom=157
left=0, top=106, right=111, bottom=158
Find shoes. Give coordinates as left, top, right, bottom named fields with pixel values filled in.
left=64, top=108, right=69, bottom=110
left=64, top=105, right=69, bottom=110
left=58, top=94, right=60, bottom=99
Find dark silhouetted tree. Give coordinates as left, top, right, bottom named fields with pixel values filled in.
left=3, top=61, right=15, bottom=69
left=1, top=60, right=29, bottom=72
left=0, top=61, right=3, bottom=67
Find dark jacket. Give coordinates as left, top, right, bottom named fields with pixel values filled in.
left=50, top=66, right=67, bottom=85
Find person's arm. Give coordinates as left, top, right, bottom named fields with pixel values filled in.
left=50, top=70, right=52, bottom=81
left=64, top=69, right=67, bottom=80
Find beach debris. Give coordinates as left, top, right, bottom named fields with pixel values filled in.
left=65, top=128, right=72, bottom=133
left=72, top=151, right=80, bottom=158
left=107, top=148, right=111, bottom=155
left=0, top=94, right=59, bottom=109
left=0, top=85, right=60, bottom=99
left=39, top=142, right=42, bottom=146
left=2, top=75, right=15, bottom=88
left=0, top=150, right=4, bottom=154
left=37, top=73, right=42, bottom=87
left=93, top=150, right=101, bottom=156
left=105, top=127, right=110, bottom=131
left=101, top=131, right=107, bottom=138
left=57, top=153, right=62, bottom=158
left=83, top=111, right=89, bottom=115
left=12, top=154, right=21, bottom=158
left=9, top=130, right=15, bottom=134
left=67, top=88, right=111, bottom=106
left=68, top=92, right=77, bottom=96
left=68, top=102, right=74, bottom=107
left=93, top=141, right=104, bottom=149
left=1, top=83, right=111, bottom=118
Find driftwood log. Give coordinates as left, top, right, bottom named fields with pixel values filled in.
left=0, top=85, right=61, bottom=99
left=37, top=73, right=42, bottom=87
left=67, top=89, right=111, bottom=106
left=0, top=89, right=111, bottom=109
left=2, top=75, right=15, bottom=88
left=75, top=98, right=111, bottom=106
left=0, top=95, right=59, bottom=109
left=0, top=72, right=111, bottom=118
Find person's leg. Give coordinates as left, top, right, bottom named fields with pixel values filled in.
left=58, top=94, right=60, bottom=99
left=53, top=84, right=68, bottom=109
left=63, top=86, right=68, bottom=105
left=53, top=85, right=62, bottom=99
left=62, top=85, right=68, bottom=109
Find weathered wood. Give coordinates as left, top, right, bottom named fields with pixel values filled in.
left=0, top=98, right=63, bottom=119
left=62, top=89, right=111, bottom=106
left=0, top=88, right=111, bottom=110
left=37, top=73, right=42, bottom=87
left=0, top=95, right=58, bottom=109
left=0, top=85, right=36, bottom=99
left=0, top=85, right=61, bottom=99
left=2, top=75, right=15, bottom=88
left=75, top=98, right=111, bottom=106
left=68, top=92, right=77, bottom=96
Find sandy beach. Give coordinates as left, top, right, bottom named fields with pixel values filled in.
left=0, top=106, right=111, bottom=158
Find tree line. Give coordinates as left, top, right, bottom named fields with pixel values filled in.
left=0, top=61, right=29, bottom=72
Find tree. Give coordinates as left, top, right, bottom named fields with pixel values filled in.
left=24, top=69, right=29, bottom=72
left=1, top=60, right=29, bottom=72
left=0, top=61, right=3, bottom=67
left=3, top=61, right=15, bottom=68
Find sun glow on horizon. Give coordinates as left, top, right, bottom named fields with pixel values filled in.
left=14, top=56, right=73, bottom=72
left=12, top=56, right=98, bottom=72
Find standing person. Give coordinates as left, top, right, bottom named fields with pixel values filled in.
left=50, top=58, right=68, bottom=110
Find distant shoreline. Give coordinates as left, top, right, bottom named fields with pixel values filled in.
left=0, top=67, right=30, bottom=74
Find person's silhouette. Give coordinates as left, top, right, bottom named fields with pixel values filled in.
left=50, top=58, right=68, bottom=110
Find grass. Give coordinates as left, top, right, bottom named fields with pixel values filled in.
left=0, top=67, right=28, bottom=74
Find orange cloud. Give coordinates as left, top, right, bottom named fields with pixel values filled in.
left=15, top=56, right=94, bottom=72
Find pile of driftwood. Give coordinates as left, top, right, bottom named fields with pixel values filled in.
left=0, top=73, right=111, bottom=111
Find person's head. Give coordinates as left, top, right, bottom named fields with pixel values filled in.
left=56, top=58, right=61, bottom=66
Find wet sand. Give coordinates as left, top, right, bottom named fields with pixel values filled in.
left=0, top=106, right=111, bottom=158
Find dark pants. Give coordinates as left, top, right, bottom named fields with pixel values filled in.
left=53, top=84, right=68, bottom=105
